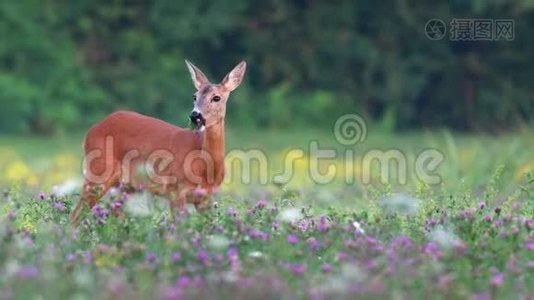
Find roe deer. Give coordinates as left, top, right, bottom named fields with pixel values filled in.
left=70, top=60, right=247, bottom=225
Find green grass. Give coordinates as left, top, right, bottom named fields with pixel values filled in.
left=0, top=128, right=533, bottom=299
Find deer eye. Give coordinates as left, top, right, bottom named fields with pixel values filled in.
left=212, top=95, right=221, bottom=102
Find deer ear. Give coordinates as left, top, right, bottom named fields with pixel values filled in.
left=222, top=60, right=247, bottom=92
left=185, top=60, right=210, bottom=90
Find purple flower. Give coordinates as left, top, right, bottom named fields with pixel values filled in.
left=177, top=275, right=191, bottom=287
left=392, top=235, right=413, bottom=250
left=490, top=272, right=504, bottom=287
left=145, top=252, right=157, bottom=264
left=472, top=292, right=491, bottom=300
left=525, top=241, right=534, bottom=251
left=479, top=201, right=486, bottom=210
left=307, top=237, right=321, bottom=251
left=248, top=229, right=269, bottom=241
left=317, top=215, right=330, bottom=232
left=54, top=202, right=66, bottom=212
left=227, top=248, right=238, bottom=257
left=83, top=251, right=92, bottom=265
left=321, top=263, right=332, bottom=273
left=38, top=192, right=46, bottom=200
left=192, top=187, right=207, bottom=197
left=336, top=251, right=349, bottom=261
left=66, top=253, right=76, bottom=263
left=171, top=252, right=181, bottom=263
left=286, top=234, right=299, bottom=245
left=256, top=199, right=268, bottom=208
left=111, top=201, right=123, bottom=210
left=423, top=242, right=442, bottom=260
left=7, top=211, right=16, bottom=220
left=197, top=250, right=210, bottom=266
left=15, top=266, right=38, bottom=279
left=288, top=263, right=306, bottom=276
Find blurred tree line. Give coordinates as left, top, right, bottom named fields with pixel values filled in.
left=0, top=0, right=532, bottom=134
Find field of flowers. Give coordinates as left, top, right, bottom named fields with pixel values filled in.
left=0, top=129, right=533, bottom=299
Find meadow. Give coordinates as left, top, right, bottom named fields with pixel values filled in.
left=0, top=127, right=533, bottom=299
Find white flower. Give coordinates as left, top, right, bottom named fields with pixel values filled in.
left=319, top=264, right=366, bottom=293
left=51, top=178, right=83, bottom=197
left=427, top=226, right=462, bottom=249
left=248, top=251, right=263, bottom=258
left=207, top=235, right=230, bottom=250
left=381, top=193, right=420, bottom=215
left=125, top=192, right=152, bottom=217
left=277, top=208, right=302, bottom=223
left=352, top=221, right=365, bottom=234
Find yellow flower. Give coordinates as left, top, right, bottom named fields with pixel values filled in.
left=5, top=160, right=33, bottom=182
left=515, top=162, right=533, bottom=181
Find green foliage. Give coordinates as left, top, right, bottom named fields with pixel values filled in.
left=0, top=1, right=533, bottom=133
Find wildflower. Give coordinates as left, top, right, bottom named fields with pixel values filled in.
left=286, top=234, right=299, bottom=245
left=352, top=221, right=365, bottom=235
left=423, top=242, right=442, bottom=260
left=82, top=251, right=92, bottom=265
left=110, top=201, right=123, bottom=210
left=287, top=263, right=306, bottom=276
left=490, top=272, right=504, bottom=287
left=125, top=192, right=151, bottom=217
left=307, top=237, right=321, bottom=251
left=38, top=192, right=46, bottom=200
left=15, top=265, right=38, bottom=279
left=248, top=229, right=269, bottom=241
left=192, top=187, right=207, bottom=197
left=92, top=204, right=109, bottom=224
left=336, top=252, right=349, bottom=261
left=321, top=263, right=332, bottom=273
left=54, top=202, right=66, bottom=212
left=248, top=251, right=263, bottom=258
left=162, top=286, right=183, bottom=300
left=317, top=215, right=330, bottom=232
left=177, top=275, right=191, bottom=287
left=145, top=252, right=157, bottom=265
left=277, top=208, right=302, bottom=223
left=256, top=199, right=268, bottom=208
left=197, top=250, right=209, bottom=265
left=207, top=235, right=230, bottom=250
left=171, top=252, right=181, bottom=264
left=525, top=219, right=534, bottom=230
left=66, top=253, right=76, bottom=263
left=479, top=201, right=486, bottom=210
left=427, top=226, right=462, bottom=249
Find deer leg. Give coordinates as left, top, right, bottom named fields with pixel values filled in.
left=70, top=171, right=120, bottom=227
left=169, top=188, right=191, bottom=216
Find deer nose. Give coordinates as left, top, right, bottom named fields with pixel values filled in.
left=190, top=111, right=205, bottom=126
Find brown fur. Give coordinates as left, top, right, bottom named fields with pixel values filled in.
left=70, top=60, right=246, bottom=226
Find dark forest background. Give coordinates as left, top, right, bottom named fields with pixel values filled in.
left=0, top=0, right=532, bottom=134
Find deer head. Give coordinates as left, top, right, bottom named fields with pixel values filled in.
left=186, top=60, right=247, bottom=131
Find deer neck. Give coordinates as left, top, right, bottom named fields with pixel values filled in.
left=201, top=119, right=225, bottom=184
